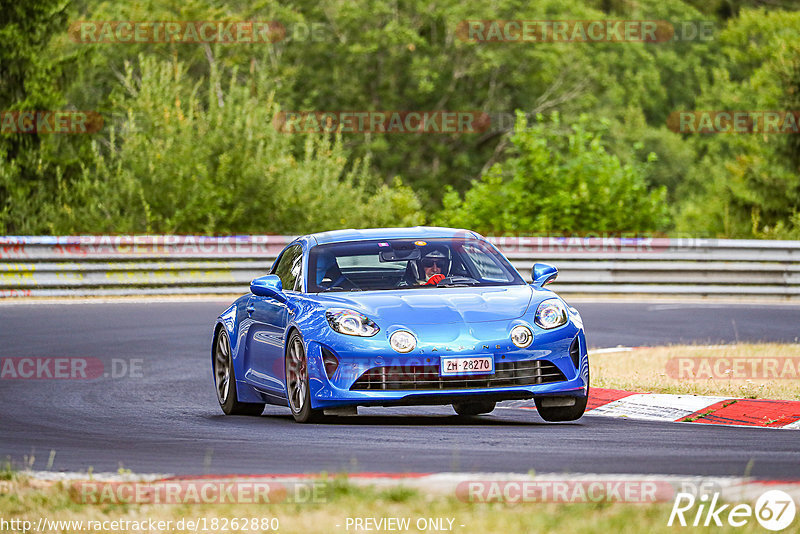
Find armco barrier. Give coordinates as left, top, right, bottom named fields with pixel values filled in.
left=1, top=235, right=799, bottom=299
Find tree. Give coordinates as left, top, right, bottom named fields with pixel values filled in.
left=0, top=0, right=75, bottom=233
left=675, top=9, right=800, bottom=237
left=435, top=113, right=669, bottom=234
left=43, top=56, right=423, bottom=234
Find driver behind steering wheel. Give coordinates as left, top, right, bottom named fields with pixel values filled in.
left=419, top=249, right=449, bottom=285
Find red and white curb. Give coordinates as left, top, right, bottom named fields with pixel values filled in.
left=505, top=344, right=800, bottom=429
left=505, top=388, right=800, bottom=429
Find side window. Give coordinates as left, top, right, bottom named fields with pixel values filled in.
left=272, top=245, right=304, bottom=292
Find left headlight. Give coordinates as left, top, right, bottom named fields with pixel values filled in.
left=534, top=299, right=568, bottom=330
left=325, top=308, right=380, bottom=337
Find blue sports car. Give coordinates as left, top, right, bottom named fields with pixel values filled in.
left=212, top=227, right=589, bottom=423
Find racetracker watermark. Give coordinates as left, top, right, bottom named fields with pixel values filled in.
left=667, top=357, right=800, bottom=380
left=71, top=480, right=326, bottom=504
left=456, top=20, right=715, bottom=43
left=485, top=234, right=717, bottom=254
left=274, top=111, right=491, bottom=134
left=457, top=20, right=671, bottom=42
left=0, top=518, right=280, bottom=533
left=68, top=21, right=285, bottom=43
left=456, top=480, right=676, bottom=503
left=667, top=111, right=800, bottom=134
left=0, top=236, right=290, bottom=259
left=1, top=111, right=103, bottom=134
left=0, top=358, right=142, bottom=379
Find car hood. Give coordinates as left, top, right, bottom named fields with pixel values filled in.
left=311, top=285, right=535, bottom=325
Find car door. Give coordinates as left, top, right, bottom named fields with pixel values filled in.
left=244, top=244, right=303, bottom=395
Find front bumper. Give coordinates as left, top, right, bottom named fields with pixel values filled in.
left=304, top=323, right=588, bottom=409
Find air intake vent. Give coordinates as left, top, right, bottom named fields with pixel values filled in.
left=569, top=336, right=580, bottom=369
left=321, top=347, right=339, bottom=379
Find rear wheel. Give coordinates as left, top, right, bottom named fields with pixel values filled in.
left=453, top=401, right=496, bottom=416
left=214, top=328, right=264, bottom=416
left=285, top=331, right=324, bottom=423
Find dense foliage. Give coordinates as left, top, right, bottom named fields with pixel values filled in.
left=1, top=0, right=798, bottom=237
left=436, top=113, right=669, bottom=233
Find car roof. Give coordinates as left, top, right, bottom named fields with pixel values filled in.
left=305, top=227, right=483, bottom=246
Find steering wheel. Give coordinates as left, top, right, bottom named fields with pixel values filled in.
left=328, top=273, right=357, bottom=290
left=425, top=274, right=446, bottom=286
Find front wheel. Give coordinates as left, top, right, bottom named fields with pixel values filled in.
left=214, top=328, right=264, bottom=416
left=535, top=370, right=589, bottom=422
left=536, top=367, right=589, bottom=422
left=285, top=331, right=325, bottom=423
left=534, top=395, right=587, bottom=421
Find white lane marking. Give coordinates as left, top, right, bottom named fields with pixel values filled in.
left=589, top=345, right=744, bottom=355
left=589, top=347, right=634, bottom=355
left=783, top=419, right=800, bottom=430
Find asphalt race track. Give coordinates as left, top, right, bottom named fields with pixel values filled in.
left=1, top=299, right=799, bottom=477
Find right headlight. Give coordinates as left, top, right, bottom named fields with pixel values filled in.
left=534, top=299, right=568, bottom=330
left=325, top=308, right=380, bottom=337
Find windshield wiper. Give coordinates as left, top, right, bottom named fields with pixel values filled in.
left=320, top=286, right=363, bottom=292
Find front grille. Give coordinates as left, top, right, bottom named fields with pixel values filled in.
left=350, top=360, right=566, bottom=391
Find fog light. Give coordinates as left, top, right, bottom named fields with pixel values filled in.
left=510, top=325, right=533, bottom=348
left=390, top=330, right=417, bottom=353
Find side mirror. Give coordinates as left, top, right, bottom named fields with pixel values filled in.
left=250, top=274, right=286, bottom=301
left=532, top=263, right=558, bottom=287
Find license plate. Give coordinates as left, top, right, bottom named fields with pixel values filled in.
left=440, top=356, right=494, bottom=376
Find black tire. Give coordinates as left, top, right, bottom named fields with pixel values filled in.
left=535, top=369, right=589, bottom=422
left=214, top=328, right=264, bottom=416
left=453, top=401, right=496, bottom=416
left=285, top=331, right=325, bottom=423
left=534, top=395, right=587, bottom=422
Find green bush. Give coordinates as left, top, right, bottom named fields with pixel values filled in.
left=674, top=10, right=800, bottom=238
left=4, top=1, right=800, bottom=238
left=40, top=56, right=423, bottom=234
left=435, top=113, right=669, bottom=235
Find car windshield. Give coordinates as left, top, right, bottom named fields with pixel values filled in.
left=307, top=238, right=525, bottom=292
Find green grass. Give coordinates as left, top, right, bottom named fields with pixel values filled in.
left=592, top=343, right=800, bottom=400
left=0, top=475, right=773, bottom=533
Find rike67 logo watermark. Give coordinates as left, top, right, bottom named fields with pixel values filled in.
left=669, top=489, right=796, bottom=531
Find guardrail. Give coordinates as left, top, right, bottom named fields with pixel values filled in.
left=1, top=235, right=799, bottom=299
